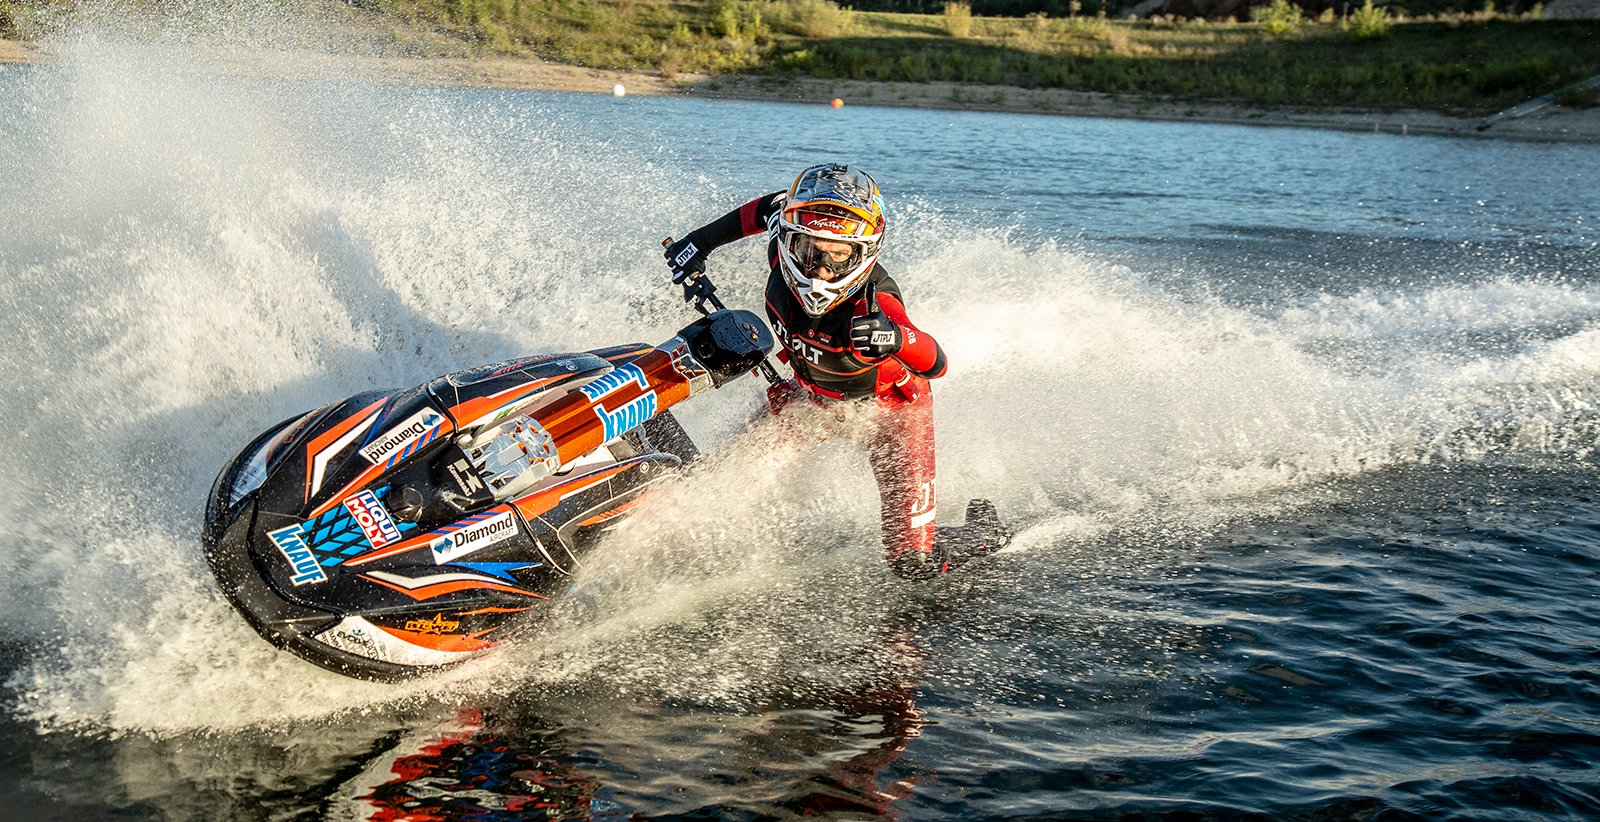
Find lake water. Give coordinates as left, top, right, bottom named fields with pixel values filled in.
left=2, top=29, right=1598, bottom=821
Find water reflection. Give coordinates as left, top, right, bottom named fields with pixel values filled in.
left=330, top=709, right=596, bottom=821
left=327, top=635, right=932, bottom=821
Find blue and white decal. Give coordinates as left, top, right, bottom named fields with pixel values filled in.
left=269, top=524, right=328, bottom=586
left=360, top=408, right=445, bottom=466
left=596, top=392, right=657, bottom=441
left=430, top=510, right=520, bottom=564
left=578, top=363, right=648, bottom=402
left=273, top=485, right=419, bottom=574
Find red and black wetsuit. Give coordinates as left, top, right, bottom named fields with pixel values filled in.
left=683, top=193, right=952, bottom=579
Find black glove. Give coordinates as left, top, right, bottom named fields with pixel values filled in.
left=663, top=234, right=708, bottom=284
left=766, top=380, right=801, bottom=415
left=850, top=308, right=903, bottom=360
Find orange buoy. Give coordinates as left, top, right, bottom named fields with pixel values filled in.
left=830, top=98, right=844, bottom=109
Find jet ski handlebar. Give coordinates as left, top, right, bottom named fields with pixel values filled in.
left=662, top=236, right=783, bottom=388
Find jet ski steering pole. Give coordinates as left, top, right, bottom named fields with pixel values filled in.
left=663, top=237, right=784, bottom=388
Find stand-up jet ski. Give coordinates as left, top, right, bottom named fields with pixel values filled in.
left=203, top=265, right=781, bottom=679
left=204, top=263, right=1008, bottom=680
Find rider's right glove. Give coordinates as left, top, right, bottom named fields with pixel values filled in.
left=664, top=234, right=708, bottom=284
left=766, top=380, right=801, bottom=415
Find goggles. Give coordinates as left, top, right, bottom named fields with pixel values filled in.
left=788, top=233, right=864, bottom=281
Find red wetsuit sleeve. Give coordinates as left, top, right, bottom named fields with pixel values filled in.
left=688, top=192, right=785, bottom=252
left=876, top=292, right=947, bottom=379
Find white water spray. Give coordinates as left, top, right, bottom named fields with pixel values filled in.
left=4, top=7, right=1600, bottom=733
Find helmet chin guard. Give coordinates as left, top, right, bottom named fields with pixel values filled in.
left=785, top=265, right=872, bottom=316
left=775, top=163, right=886, bottom=317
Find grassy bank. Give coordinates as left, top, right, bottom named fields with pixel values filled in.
left=4, top=1, right=1597, bottom=114
left=394, top=0, right=1600, bottom=114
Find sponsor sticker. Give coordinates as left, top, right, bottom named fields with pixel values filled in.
left=672, top=242, right=700, bottom=267
left=447, top=458, right=484, bottom=496
left=870, top=330, right=897, bottom=346
left=578, top=363, right=649, bottom=402
left=788, top=335, right=823, bottom=365
left=361, top=408, right=445, bottom=465
left=804, top=215, right=856, bottom=233
left=430, top=511, right=519, bottom=564
left=318, top=621, right=386, bottom=661
left=405, top=613, right=461, bottom=635
left=315, top=616, right=474, bottom=665
left=268, top=524, right=328, bottom=586
left=342, top=490, right=402, bottom=549
left=596, top=391, right=658, bottom=441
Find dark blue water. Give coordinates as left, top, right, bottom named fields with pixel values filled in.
left=2, top=24, right=1599, bottom=821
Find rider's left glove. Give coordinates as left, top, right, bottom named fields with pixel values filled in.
left=664, top=235, right=708, bottom=285
left=849, top=310, right=904, bottom=360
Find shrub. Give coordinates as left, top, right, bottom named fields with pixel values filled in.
left=1250, top=0, right=1303, bottom=35
left=710, top=0, right=740, bottom=39
left=897, top=52, right=931, bottom=81
left=1555, top=82, right=1599, bottom=108
left=482, top=19, right=515, bottom=51
left=1471, top=56, right=1555, bottom=94
left=944, top=2, right=973, bottom=38
left=767, top=0, right=851, bottom=38
left=1345, top=0, right=1393, bottom=40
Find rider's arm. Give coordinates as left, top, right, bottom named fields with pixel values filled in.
left=876, top=291, right=947, bottom=380
left=686, top=191, right=785, bottom=253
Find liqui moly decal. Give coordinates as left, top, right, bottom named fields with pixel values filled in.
left=430, top=511, right=519, bottom=564
left=361, top=408, right=445, bottom=465
left=343, top=489, right=402, bottom=548
left=596, top=391, right=657, bottom=442
left=578, top=363, right=648, bottom=402
left=268, top=524, right=327, bottom=586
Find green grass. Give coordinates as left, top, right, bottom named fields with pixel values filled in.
left=5, top=0, right=1598, bottom=115
left=774, top=17, right=1599, bottom=112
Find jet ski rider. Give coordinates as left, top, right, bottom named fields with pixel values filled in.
left=663, top=163, right=1004, bottom=580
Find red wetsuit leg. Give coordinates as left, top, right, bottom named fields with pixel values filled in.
left=868, top=377, right=939, bottom=578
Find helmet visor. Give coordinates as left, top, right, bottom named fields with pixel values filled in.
left=788, top=233, right=864, bottom=282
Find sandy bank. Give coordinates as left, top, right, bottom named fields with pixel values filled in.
left=4, top=37, right=1597, bottom=143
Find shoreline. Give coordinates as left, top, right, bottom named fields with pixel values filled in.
left=5, top=37, right=1598, bottom=143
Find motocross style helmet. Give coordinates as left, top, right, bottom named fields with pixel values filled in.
left=774, top=163, right=886, bottom=317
